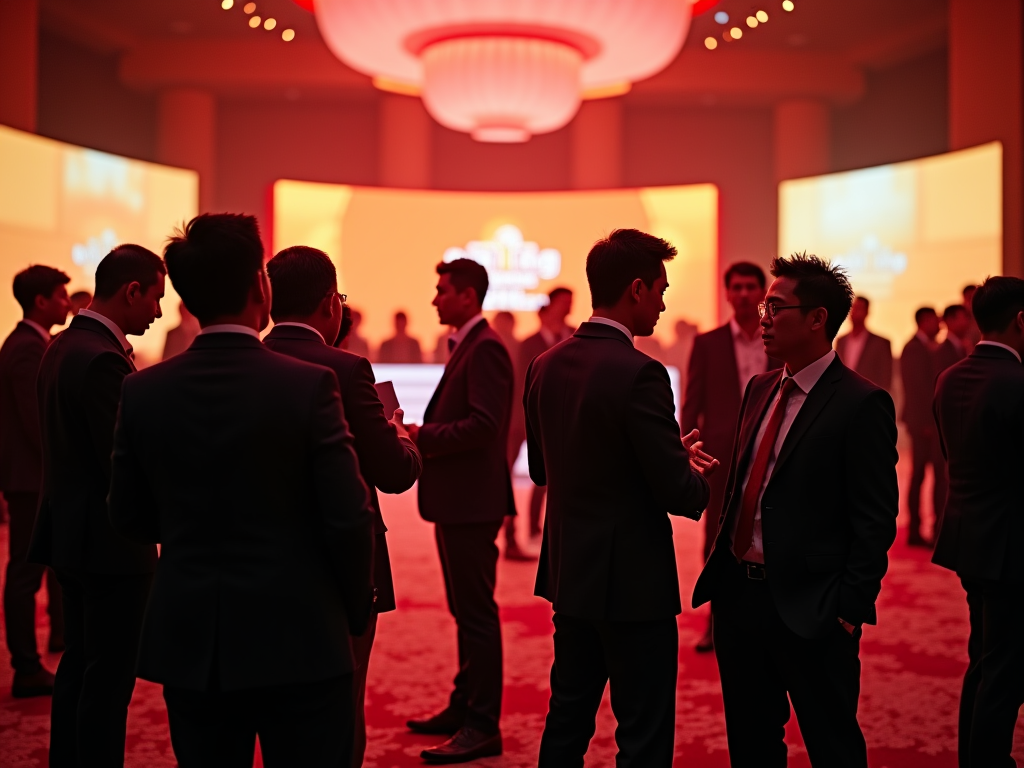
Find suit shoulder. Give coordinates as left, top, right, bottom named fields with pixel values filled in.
left=694, top=323, right=730, bottom=346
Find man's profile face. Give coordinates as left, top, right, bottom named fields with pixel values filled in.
left=39, top=285, right=72, bottom=328
left=634, top=263, right=668, bottom=337
left=432, top=274, right=475, bottom=327
left=918, top=312, right=940, bottom=339
left=726, top=275, right=765, bottom=319
left=850, top=298, right=868, bottom=326
left=946, top=311, right=970, bottom=339
left=548, top=293, right=573, bottom=324
left=126, top=275, right=165, bottom=336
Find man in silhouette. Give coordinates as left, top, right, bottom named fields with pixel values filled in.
left=0, top=265, right=70, bottom=698
left=693, top=253, right=898, bottom=768
left=527, top=230, right=714, bottom=767
left=32, top=245, right=166, bottom=767
left=900, top=306, right=944, bottom=547
left=161, top=301, right=200, bottom=360
left=835, top=296, right=892, bottom=392
left=263, top=245, right=422, bottom=767
left=932, top=276, right=1024, bottom=768
left=378, top=311, right=423, bottom=363
left=935, top=304, right=970, bottom=374
left=405, top=258, right=514, bottom=764
left=108, top=214, right=375, bottom=767
left=683, top=262, right=781, bottom=652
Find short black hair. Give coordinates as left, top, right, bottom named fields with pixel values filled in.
left=13, top=265, right=70, bottom=314
left=724, top=261, right=766, bottom=290
left=69, top=290, right=91, bottom=303
left=548, top=286, right=573, bottom=303
left=943, top=304, right=968, bottom=322
left=395, top=311, right=408, bottom=322
left=914, top=306, right=937, bottom=326
left=854, top=295, right=870, bottom=310
left=437, top=259, right=489, bottom=306
left=963, top=284, right=978, bottom=297
left=768, top=252, right=853, bottom=341
left=586, top=229, right=676, bottom=309
left=266, top=245, right=336, bottom=320
left=94, top=245, right=165, bottom=301
left=165, top=213, right=264, bottom=324
left=972, top=276, right=1024, bottom=334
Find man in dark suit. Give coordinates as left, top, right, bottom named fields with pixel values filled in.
left=932, top=276, right=1024, bottom=768
left=682, top=261, right=781, bottom=652
left=404, top=258, right=514, bottom=764
left=526, top=229, right=714, bottom=767
left=0, top=265, right=70, bottom=697
left=935, top=303, right=971, bottom=374
left=900, top=306, right=944, bottom=547
left=693, top=253, right=899, bottom=768
left=263, top=245, right=422, bottom=767
left=31, top=245, right=166, bottom=767
left=835, top=296, right=893, bottom=391
left=108, top=214, right=375, bottom=768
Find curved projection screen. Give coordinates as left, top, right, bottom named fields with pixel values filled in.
left=779, top=142, right=1002, bottom=347
left=0, top=125, right=198, bottom=364
left=272, top=181, right=718, bottom=350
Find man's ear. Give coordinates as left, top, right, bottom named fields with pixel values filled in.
left=319, top=291, right=335, bottom=318
left=810, top=307, right=829, bottom=332
left=253, top=270, right=269, bottom=305
left=124, top=281, right=142, bottom=305
left=630, top=278, right=644, bottom=303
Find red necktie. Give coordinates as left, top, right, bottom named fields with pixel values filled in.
left=732, top=377, right=797, bottom=562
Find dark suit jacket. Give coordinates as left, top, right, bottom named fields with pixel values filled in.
left=693, top=357, right=899, bottom=638
left=835, top=330, right=893, bottom=392
left=263, top=324, right=422, bottom=612
left=932, top=344, right=1024, bottom=584
left=29, top=314, right=156, bottom=574
left=934, top=337, right=968, bottom=376
left=509, top=330, right=562, bottom=453
left=417, top=319, right=514, bottom=525
left=108, top=332, right=375, bottom=691
left=900, top=334, right=938, bottom=431
left=525, top=322, right=710, bottom=621
left=0, top=323, right=47, bottom=494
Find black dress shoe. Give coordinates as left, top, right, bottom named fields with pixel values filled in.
left=420, top=727, right=502, bottom=764
left=12, top=668, right=55, bottom=698
left=407, top=708, right=466, bottom=735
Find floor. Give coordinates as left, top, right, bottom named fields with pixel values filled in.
left=0, top=475, right=1021, bottom=767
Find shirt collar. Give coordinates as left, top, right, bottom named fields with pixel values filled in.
left=587, top=316, right=634, bottom=346
left=199, top=324, right=261, bottom=339
left=77, top=309, right=132, bottom=354
left=729, top=317, right=760, bottom=343
left=21, top=319, right=51, bottom=342
left=449, top=314, right=486, bottom=351
left=784, top=349, right=836, bottom=394
left=976, top=340, right=1023, bottom=363
left=273, top=322, right=325, bottom=343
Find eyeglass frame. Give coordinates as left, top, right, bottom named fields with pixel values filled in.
left=757, top=301, right=816, bottom=319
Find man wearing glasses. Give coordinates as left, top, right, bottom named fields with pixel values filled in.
left=693, top=253, right=899, bottom=768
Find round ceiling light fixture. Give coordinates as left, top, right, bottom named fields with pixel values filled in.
left=312, top=0, right=692, bottom=143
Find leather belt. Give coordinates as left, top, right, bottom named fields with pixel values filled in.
left=743, top=562, right=766, bottom=581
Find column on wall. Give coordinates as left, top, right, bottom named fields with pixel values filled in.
left=949, top=0, right=1024, bottom=277
left=773, top=99, right=830, bottom=184
left=0, top=0, right=38, bottom=132
left=157, top=89, right=217, bottom=213
left=570, top=98, right=624, bottom=190
left=378, top=94, right=432, bottom=189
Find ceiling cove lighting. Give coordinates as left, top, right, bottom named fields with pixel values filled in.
left=311, top=0, right=692, bottom=143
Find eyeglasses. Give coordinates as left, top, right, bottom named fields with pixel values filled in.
left=339, top=293, right=347, bottom=303
left=758, top=302, right=814, bottom=319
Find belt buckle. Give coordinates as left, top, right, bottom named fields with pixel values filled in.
left=745, top=562, right=766, bottom=581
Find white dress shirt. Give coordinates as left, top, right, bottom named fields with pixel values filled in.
left=587, top=316, right=634, bottom=346
left=976, top=340, right=1023, bottom=362
left=77, top=309, right=132, bottom=354
left=730, top=317, right=769, bottom=394
left=199, top=324, right=261, bottom=339
left=732, top=349, right=837, bottom=563
left=448, top=313, right=486, bottom=353
left=21, top=319, right=51, bottom=342
left=842, top=329, right=869, bottom=372
left=273, top=321, right=325, bottom=343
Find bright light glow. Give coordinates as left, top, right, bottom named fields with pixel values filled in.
left=243, top=2, right=256, bottom=12
left=281, top=28, right=296, bottom=41
left=714, top=11, right=729, bottom=23
left=264, top=17, right=276, bottom=29
left=249, top=15, right=261, bottom=27
left=581, top=81, right=632, bottom=100
left=729, top=27, right=743, bottom=39
left=221, top=0, right=234, bottom=9
left=373, top=76, right=421, bottom=96
left=314, top=0, right=693, bottom=142
left=782, top=0, right=794, bottom=10
left=704, top=36, right=718, bottom=49
left=756, top=10, right=769, bottom=22
left=746, top=16, right=758, bottom=27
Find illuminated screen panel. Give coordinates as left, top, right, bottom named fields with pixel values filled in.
left=273, top=182, right=718, bottom=349
left=779, top=142, right=1002, bottom=346
left=0, top=125, right=198, bottom=364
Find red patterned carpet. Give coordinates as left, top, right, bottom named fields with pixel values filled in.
left=1, top=475, right=1021, bottom=767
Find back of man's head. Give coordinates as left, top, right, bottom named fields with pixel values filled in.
left=94, top=245, right=165, bottom=302
left=586, top=229, right=676, bottom=309
left=164, top=214, right=263, bottom=324
left=14, top=265, right=70, bottom=315
left=436, top=259, right=489, bottom=307
left=972, top=276, right=1024, bottom=335
left=914, top=306, right=937, bottom=327
left=266, top=245, right=336, bottom=321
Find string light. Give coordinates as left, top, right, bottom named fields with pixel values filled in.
left=282, top=28, right=295, bottom=41
left=704, top=37, right=718, bottom=49
left=264, top=17, right=276, bottom=30
left=756, top=10, right=769, bottom=22
left=729, top=27, right=743, bottom=39
left=782, top=0, right=794, bottom=10
left=243, top=2, right=256, bottom=13
left=746, top=16, right=758, bottom=27
left=221, top=0, right=233, bottom=9
left=249, top=15, right=261, bottom=27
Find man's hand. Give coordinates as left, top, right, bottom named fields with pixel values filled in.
left=406, top=423, right=420, bottom=444
left=390, top=408, right=410, bottom=439
left=683, top=429, right=720, bottom=478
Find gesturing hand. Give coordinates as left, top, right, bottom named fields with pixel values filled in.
left=682, top=429, right=720, bottom=478
left=390, top=408, right=410, bottom=439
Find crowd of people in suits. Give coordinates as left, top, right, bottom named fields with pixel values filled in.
left=0, top=211, right=1021, bottom=768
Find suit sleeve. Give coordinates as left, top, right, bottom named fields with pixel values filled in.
left=416, top=339, right=514, bottom=457
left=108, top=377, right=160, bottom=543
left=84, top=351, right=132, bottom=485
left=524, top=358, right=546, bottom=487
left=344, top=356, right=422, bottom=494
left=308, top=369, right=376, bottom=636
left=839, top=389, right=899, bottom=626
left=10, top=343, right=43, bottom=454
left=680, top=335, right=706, bottom=433
left=626, top=360, right=710, bottom=518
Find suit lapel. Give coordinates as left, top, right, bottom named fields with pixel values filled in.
left=424, top=320, right=486, bottom=420
left=770, top=360, right=842, bottom=478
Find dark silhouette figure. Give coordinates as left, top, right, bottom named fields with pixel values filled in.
left=835, top=296, right=893, bottom=392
